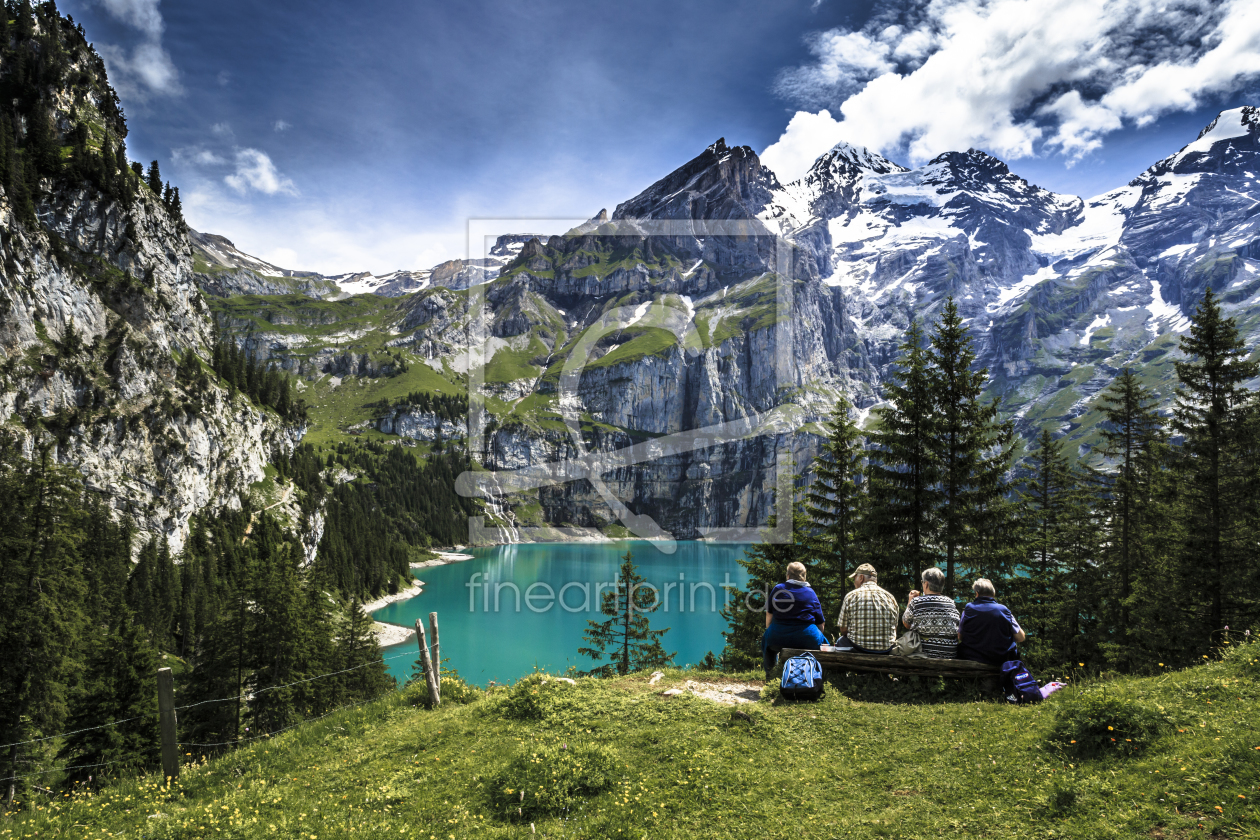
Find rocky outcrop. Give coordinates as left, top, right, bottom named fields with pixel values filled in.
left=1, top=179, right=300, bottom=553
left=376, top=408, right=464, bottom=441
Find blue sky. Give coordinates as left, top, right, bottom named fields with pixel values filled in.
left=59, top=0, right=1260, bottom=274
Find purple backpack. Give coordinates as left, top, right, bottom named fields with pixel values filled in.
left=1001, top=660, right=1042, bottom=704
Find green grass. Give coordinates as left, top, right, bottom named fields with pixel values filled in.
left=208, top=294, right=403, bottom=347
left=586, top=327, right=679, bottom=370
left=498, top=392, right=567, bottom=433
left=302, top=364, right=466, bottom=448
left=485, top=333, right=549, bottom=384
left=191, top=254, right=233, bottom=275
left=13, top=642, right=1260, bottom=839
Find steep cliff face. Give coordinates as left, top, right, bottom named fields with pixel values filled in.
left=0, top=7, right=300, bottom=552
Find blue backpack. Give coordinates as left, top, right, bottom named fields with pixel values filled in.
left=780, top=652, right=825, bottom=701
left=1001, top=660, right=1042, bottom=704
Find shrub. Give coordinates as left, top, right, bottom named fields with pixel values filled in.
left=404, top=668, right=482, bottom=707
left=489, top=742, right=619, bottom=819
left=498, top=673, right=576, bottom=721
left=1048, top=691, right=1171, bottom=758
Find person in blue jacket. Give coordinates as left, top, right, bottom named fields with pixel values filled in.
left=761, top=561, right=826, bottom=677
left=956, top=578, right=1026, bottom=666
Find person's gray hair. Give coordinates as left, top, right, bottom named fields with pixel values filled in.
left=921, top=567, right=946, bottom=593
left=786, top=561, right=807, bottom=581
left=972, top=578, right=996, bottom=598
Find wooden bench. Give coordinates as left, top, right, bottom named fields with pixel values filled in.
left=780, top=648, right=999, bottom=680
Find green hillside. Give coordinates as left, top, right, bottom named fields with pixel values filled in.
left=10, top=642, right=1259, bottom=839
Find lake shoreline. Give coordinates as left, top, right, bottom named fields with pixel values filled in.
left=363, top=578, right=424, bottom=613
left=365, top=580, right=425, bottom=648
left=410, top=548, right=477, bottom=569
left=372, top=620, right=416, bottom=648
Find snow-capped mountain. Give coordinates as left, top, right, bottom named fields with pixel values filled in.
left=211, top=108, right=1260, bottom=540
left=192, top=231, right=547, bottom=298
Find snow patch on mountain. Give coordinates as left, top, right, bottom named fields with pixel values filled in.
left=1172, top=107, right=1255, bottom=167
left=1147, top=280, right=1192, bottom=334
left=862, top=167, right=958, bottom=208
left=1029, top=186, right=1138, bottom=261
left=1080, top=313, right=1110, bottom=345
left=995, top=265, right=1056, bottom=307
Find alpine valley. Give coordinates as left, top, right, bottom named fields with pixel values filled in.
left=192, top=108, right=1260, bottom=544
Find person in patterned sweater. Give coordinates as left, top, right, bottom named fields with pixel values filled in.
left=835, top=563, right=899, bottom=654
left=901, top=567, right=961, bottom=659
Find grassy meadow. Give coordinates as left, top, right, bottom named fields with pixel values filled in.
left=4, top=640, right=1258, bottom=839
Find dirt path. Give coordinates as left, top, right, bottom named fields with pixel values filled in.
left=242, top=482, right=293, bottom=543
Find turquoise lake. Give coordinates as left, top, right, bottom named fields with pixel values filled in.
left=371, top=541, right=752, bottom=687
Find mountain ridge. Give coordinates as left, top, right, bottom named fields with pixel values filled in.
left=203, top=106, right=1260, bottom=541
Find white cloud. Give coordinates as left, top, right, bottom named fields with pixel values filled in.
left=274, top=120, right=291, bottom=132
left=762, top=0, right=1260, bottom=182
left=261, top=247, right=299, bottom=268
left=97, top=41, right=181, bottom=99
left=172, top=146, right=226, bottom=166
left=94, top=0, right=180, bottom=99
left=98, top=0, right=164, bottom=38
left=224, top=148, right=298, bottom=196
left=211, top=122, right=234, bottom=138
left=774, top=30, right=895, bottom=106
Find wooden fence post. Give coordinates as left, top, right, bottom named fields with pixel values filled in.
left=415, top=619, right=440, bottom=708
left=156, top=667, right=179, bottom=781
left=428, top=611, right=441, bottom=704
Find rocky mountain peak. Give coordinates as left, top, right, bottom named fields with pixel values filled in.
left=812, top=140, right=906, bottom=178
left=613, top=138, right=780, bottom=222
left=488, top=233, right=550, bottom=258
left=923, top=148, right=1024, bottom=191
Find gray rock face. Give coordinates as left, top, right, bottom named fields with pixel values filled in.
left=191, top=229, right=339, bottom=298
left=376, top=408, right=464, bottom=441
left=0, top=186, right=299, bottom=552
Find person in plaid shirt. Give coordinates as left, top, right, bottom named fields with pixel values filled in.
left=836, top=563, right=899, bottom=654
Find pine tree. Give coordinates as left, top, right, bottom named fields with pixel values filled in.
left=1046, top=463, right=1105, bottom=668
left=246, top=524, right=306, bottom=733
left=1096, top=367, right=1165, bottom=668
left=126, top=537, right=179, bottom=651
left=1012, top=429, right=1074, bottom=669
left=579, top=551, right=674, bottom=677
left=16, top=0, right=34, bottom=41
left=803, top=397, right=866, bottom=611
left=1171, top=287, right=1259, bottom=642
left=0, top=446, right=86, bottom=806
left=27, top=103, right=60, bottom=175
left=55, top=614, right=159, bottom=788
left=247, top=517, right=337, bottom=732
left=146, top=160, right=161, bottom=194
left=179, top=590, right=246, bottom=753
left=864, top=319, right=940, bottom=593
left=927, top=297, right=1015, bottom=594
left=338, top=598, right=392, bottom=703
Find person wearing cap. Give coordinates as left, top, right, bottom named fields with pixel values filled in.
left=761, top=561, right=827, bottom=677
left=902, top=567, right=961, bottom=659
left=835, top=563, right=899, bottom=654
left=956, top=578, right=1026, bottom=666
